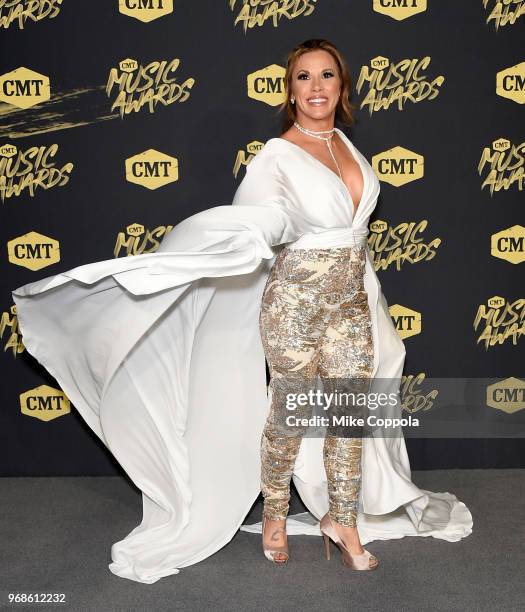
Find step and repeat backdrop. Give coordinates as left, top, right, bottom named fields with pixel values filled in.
left=1, top=1, right=523, bottom=476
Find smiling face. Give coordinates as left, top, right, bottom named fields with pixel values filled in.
left=289, top=49, right=342, bottom=126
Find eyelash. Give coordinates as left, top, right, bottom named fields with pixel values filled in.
left=298, top=71, right=334, bottom=80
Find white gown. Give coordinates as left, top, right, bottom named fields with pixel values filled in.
left=12, top=128, right=473, bottom=584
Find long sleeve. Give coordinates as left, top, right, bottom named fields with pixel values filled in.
left=12, top=149, right=305, bottom=298
left=156, top=149, right=306, bottom=254
left=232, top=149, right=306, bottom=246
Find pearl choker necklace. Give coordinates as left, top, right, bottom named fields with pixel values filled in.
left=293, top=120, right=342, bottom=182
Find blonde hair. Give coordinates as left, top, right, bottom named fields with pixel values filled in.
left=277, top=38, right=356, bottom=132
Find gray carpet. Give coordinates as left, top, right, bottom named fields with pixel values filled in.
left=1, top=469, right=523, bottom=612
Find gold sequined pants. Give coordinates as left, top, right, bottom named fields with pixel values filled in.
left=259, top=245, right=374, bottom=528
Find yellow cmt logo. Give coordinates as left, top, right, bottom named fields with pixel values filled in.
left=119, top=0, right=174, bottom=22
left=126, top=223, right=145, bottom=237
left=0, top=143, right=17, bottom=158
left=370, top=56, right=390, bottom=70
left=119, top=58, right=139, bottom=73
left=0, top=67, right=50, bottom=109
left=247, top=64, right=286, bottom=106
left=491, top=225, right=525, bottom=264
left=496, top=61, right=525, bottom=104
left=114, top=222, right=174, bottom=256
left=492, top=137, right=510, bottom=152
left=486, top=377, right=525, bottom=414
left=370, top=220, right=388, bottom=234
left=7, top=231, right=60, bottom=270
left=125, top=149, right=179, bottom=189
left=233, top=140, right=265, bottom=177
left=247, top=140, right=265, bottom=155
left=373, top=0, right=427, bottom=20
left=487, top=295, right=505, bottom=309
left=20, top=385, right=71, bottom=422
left=389, top=304, right=421, bottom=339
left=372, top=146, right=424, bottom=186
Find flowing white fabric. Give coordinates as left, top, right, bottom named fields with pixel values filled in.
left=12, top=128, right=472, bottom=584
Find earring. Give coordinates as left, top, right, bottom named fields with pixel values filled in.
left=290, top=96, right=295, bottom=104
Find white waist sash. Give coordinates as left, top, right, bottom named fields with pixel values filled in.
left=286, top=227, right=369, bottom=250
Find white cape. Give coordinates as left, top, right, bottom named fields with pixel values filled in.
left=12, top=129, right=472, bottom=583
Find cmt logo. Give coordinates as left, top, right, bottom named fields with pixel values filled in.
left=486, top=377, right=525, bottom=414
left=487, top=295, right=505, bottom=309
left=370, top=220, right=389, bottom=234
left=370, top=55, right=390, bottom=71
left=119, top=58, right=138, bottom=73
left=0, top=143, right=17, bottom=158
left=19, top=385, right=70, bottom=422
left=373, top=0, right=427, bottom=20
left=7, top=231, right=60, bottom=270
left=478, top=137, right=525, bottom=196
left=371, top=146, right=424, bottom=186
left=247, top=64, right=286, bottom=106
left=0, top=67, right=50, bottom=109
left=125, top=149, right=179, bottom=189
left=233, top=140, right=264, bottom=177
left=119, top=0, right=173, bottom=22
left=389, top=304, right=421, bottom=339
left=492, top=137, right=511, bottom=152
left=491, top=225, right=525, bottom=264
left=496, top=61, right=525, bottom=104
left=114, top=222, right=174, bottom=256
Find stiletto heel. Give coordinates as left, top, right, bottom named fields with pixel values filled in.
left=319, top=513, right=379, bottom=571
left=262, top=512, right=289, bottom=565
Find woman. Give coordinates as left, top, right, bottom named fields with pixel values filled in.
left=12, top=39, right=472, bottom=584
left=257, top=40, right=383, bottom=569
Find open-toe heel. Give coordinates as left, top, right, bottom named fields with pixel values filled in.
left=262, top=512, right=289, bottom=565
left=320, top=513, right=379, bottom=571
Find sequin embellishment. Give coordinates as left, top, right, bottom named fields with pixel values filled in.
left=259, top=245, right=374, bottom=527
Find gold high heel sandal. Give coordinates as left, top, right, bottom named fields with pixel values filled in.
left=320, top=513, right=379, bottom=571
left=262, top=512, right=289, bottom=565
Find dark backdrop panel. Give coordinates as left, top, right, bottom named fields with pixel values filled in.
left=1, top=1, right=523, bottom=475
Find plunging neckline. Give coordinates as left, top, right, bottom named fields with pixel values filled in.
left=271, top=127, right=366, bottom=218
